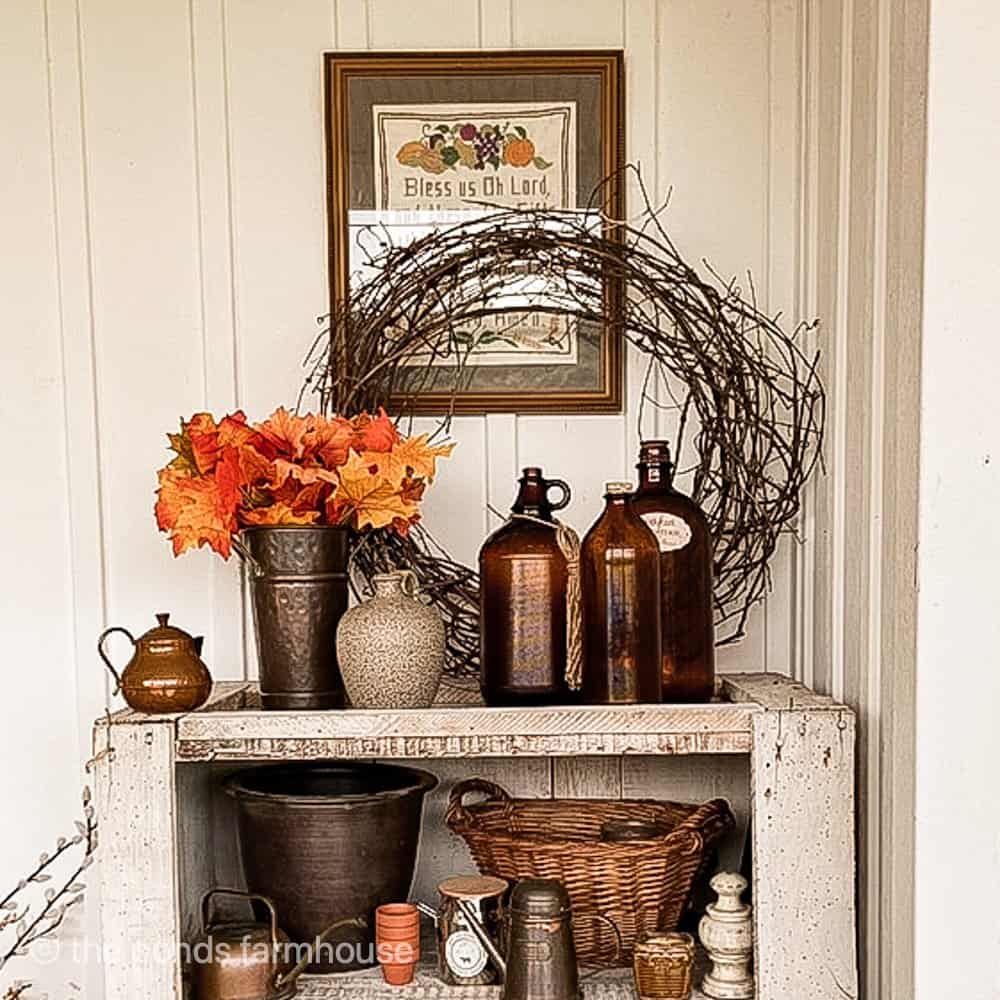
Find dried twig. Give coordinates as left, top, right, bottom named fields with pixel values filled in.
left=0, top=787, right=98, bottom=974
left=301, top=167, right=824, bottom=672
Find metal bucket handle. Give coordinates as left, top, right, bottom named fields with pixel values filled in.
left=231, top=536, right=263, bottom=576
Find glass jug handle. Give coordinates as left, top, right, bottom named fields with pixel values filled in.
left=97, top=626, right=135, bottom=696
left=544, top=479, right=571, bottom=512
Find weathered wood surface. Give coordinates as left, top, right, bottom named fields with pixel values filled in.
left=295, top=959, right=716, bottom=999
left=751, top=708, right=858, bottom=1000
left=99, top=680, right=255, bottom=726
left=174, top=702, right=756, bottom=761
left=722, top=672, right=839, bottom=710
left=94, top=722, right=180, bottom=1000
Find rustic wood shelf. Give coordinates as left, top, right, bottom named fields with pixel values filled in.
left=93, top=672, right=858, bottom=1000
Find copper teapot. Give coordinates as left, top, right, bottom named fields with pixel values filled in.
left=98, top=612, right=212, bottom=713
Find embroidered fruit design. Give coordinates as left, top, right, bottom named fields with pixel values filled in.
left=395, top=122, right=553, bottom=173
left=503, top=137, right=535, bottom=167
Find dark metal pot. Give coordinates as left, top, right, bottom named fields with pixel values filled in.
left=225, top=762, right=438, bottom=973
left=241, top=526, right=349, bottom=710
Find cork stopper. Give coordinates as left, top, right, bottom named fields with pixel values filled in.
left=605, top=481, right=633, bottom=495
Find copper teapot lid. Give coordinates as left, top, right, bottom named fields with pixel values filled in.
left=137, top=612, right=196, bottom=648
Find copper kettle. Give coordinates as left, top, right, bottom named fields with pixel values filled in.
left=98, top=612, right=212, bottom=713
left=191, top=889, right=366, bottom=1000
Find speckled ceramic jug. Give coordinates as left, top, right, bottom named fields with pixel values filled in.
left=336, top=571, right=445, bottom=709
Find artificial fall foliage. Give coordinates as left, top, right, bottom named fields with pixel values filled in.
left=155, top=408, right=454, bottom=559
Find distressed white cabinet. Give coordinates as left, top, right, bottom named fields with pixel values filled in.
left=92, top=674, right=857, bottom=1000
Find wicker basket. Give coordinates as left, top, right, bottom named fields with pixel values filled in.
left=445, top=778, right=734, bottom=967
left=633, top=932, right=697, bottom=1000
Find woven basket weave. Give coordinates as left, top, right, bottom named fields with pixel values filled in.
left=445, top=779, right=734, bottom=967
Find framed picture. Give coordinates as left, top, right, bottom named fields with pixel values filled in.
left=324, top=50, right=625, bottom=414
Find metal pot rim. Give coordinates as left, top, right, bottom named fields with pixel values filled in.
left=240, top=524, right=351, bottom=535
left=224, top=762, right=438, bottom=807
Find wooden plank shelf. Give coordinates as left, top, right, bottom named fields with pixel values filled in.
left=294, top=964, right=707, bottom=1000
left=93, top=671, right=859, bottom=1000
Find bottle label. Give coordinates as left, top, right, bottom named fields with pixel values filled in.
left=641, top=512, right=692, bottom=552
left=445, top=929, right=489, bottom=977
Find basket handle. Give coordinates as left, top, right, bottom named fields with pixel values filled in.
left=446, top=778, right=512, bottom=828
left=669, top=798, right=735, bottom=855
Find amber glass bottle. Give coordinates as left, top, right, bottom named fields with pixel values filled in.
left=479, top=468, right=574, bottom=706
left=631, top=440, right=715, bottom=702
left=580, top=482, right=662, bottom=704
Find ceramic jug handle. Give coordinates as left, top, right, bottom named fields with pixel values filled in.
left=398, top=569, right=420, bottom=597
left=575, top=912, right=623, bottom=977
left=545, top=479, right=571, bottom=512
left=97, top=627, right=135, bottom=696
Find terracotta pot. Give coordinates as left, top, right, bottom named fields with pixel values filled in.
left=381, top=962, right=417, bottom=986
left=225, top=761, right=437, bottom=973
left=337, top=571, right=445, bottom=709
left=376, top=903, right=421, bottom=930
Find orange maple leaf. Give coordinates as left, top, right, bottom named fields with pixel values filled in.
left=304, top=414, right=354, bottom=468
left=351, top=408, right=400, bottom=453
left=241, top=503, right=321, bottom=526
left=185, top=412, right=223, bottom=475
left=269, top=458, right=340, bottom=490
left=255, top=407, right=311, bottom=459
left=331, top=449, right=417, bottom=531
left=372, top=435, right=455, bottom=484
left=155, top=467, right=236, bottom=558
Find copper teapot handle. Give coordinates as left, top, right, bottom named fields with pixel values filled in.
left=97, top=626, right=136, bottom=696
left=200, top=888, right=281, bottom=952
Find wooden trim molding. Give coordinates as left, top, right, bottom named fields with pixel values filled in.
left=799, top=0, right=927, bottom=995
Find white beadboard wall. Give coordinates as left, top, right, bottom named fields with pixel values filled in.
left=1, top=1, right=806, bottom=994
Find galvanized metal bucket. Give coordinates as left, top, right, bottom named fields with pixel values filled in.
left=241, top=526, right=350, bottom=710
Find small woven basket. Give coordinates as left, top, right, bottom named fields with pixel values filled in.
left=445, top=779, right=733, bottom=967
left=633, top=933, right=697, bottom=1000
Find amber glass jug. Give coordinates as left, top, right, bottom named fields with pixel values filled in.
left=580, top=482, right=662, bottom=704
left=479, top=468, right=574, bottom=706
left=631, top=441, right=716, bottom=701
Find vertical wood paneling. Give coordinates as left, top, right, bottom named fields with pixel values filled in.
left=655, top=0, right=775, bottom=673
left=191, top=0, right=244, bottom=679
left=369, top=0, right=478, bottom=48
left=552, top=757, right=622, bottom=798
left=80, top=0, right=215, bottom=658
left=44, top=0, right=109, bottom=750
left=512, top=0, right=624, bottom=47
left=0, top=0, right=82, bottom=900
left=764, top=0, right=804, bottom=677
left=225, top=1, right=332, bottom=417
